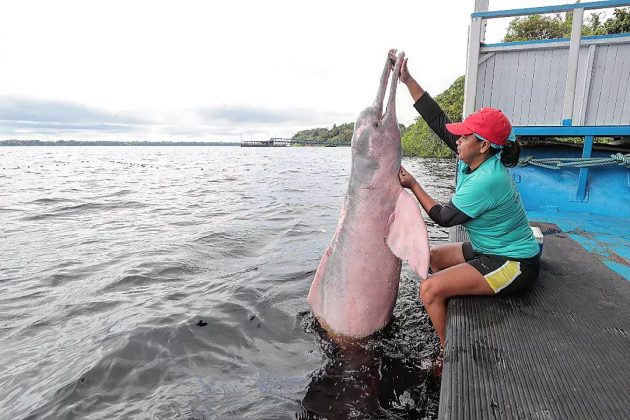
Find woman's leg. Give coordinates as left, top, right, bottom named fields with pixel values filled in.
left=430, top=242, right=466, bottom=272
left=420, top=262, right=494, bottom=347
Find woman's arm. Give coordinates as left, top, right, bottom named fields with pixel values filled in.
left=399, top=58, right=459, bottom=154
left=399, top=167, right=472, bottom=227
left=400, top=168, right=437, bottom=214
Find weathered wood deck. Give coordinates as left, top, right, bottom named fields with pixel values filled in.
left=440, top=223, right=630, bottom=419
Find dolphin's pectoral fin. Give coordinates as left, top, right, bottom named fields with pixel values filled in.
left=385, top=190, right=430, bottom=280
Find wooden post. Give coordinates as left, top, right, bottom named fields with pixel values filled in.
left=562, top=7, right=584, bottom=126
left=576, top=43, right=597, bottom=126
left=463, top=0, right=489, bottom=118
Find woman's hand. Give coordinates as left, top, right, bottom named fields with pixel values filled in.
left=399, top=165, right=418, bottom=189
left=399, top=57, right=413, bottom=85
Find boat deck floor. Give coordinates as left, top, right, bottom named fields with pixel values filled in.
left=526, top=211, right=630, bottom=279
left=439, top=222, right=630, bottom=419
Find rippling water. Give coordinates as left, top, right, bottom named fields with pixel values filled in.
left=0, top=146, right=455, bottom=419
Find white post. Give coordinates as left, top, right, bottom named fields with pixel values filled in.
left=562, top=7, right=584, bottom=126
left=463, top=0, right=489, bottom=118
left=577, top=43, right=596, bottom=125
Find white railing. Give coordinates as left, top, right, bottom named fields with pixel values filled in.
left=465, top=0, right=630, bottom=124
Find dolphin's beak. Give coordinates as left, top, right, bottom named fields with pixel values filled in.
left=383, top=51, right=405, bottom=123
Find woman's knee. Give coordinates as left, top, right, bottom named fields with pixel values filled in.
left=419, top=278, right=440, bottom=305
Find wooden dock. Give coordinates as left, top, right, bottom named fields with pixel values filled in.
left=241, top=139, right=289, bottom=147
left=240, top=138, right=349, bottom=147
left=440, top=223, right=630, bottom=419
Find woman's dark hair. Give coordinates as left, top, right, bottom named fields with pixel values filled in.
left=486, top=138, right=521, bottom=167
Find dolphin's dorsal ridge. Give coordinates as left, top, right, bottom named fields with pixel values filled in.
left=385, top=190, right=430, bottom=280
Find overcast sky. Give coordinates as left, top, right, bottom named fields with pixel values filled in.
left=0, top=0, right=594, bottom=142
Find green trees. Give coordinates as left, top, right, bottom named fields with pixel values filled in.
left=600, top=7, right=630, bottom=34
left=292, top=122, right=407, bottom=146
left=401, top=76, right=464, bottom=158
left=292, top=122, right=355, bottom=145
left=503, top=14, right=569, bottom=42
left=503, top=7, right=630, bottom=42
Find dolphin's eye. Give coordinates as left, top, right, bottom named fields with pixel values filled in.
left=373, top=122, right=379, bottom=129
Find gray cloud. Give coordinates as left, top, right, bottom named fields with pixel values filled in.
left=194, top=104, right=351, bottom=126
left=0, top=96, right=148, bottom=132
left=0, top=120, right=138, bottom=134
left=0, top=96, right=355, bottom=141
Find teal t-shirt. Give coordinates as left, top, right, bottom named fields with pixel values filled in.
left=452, top=155, right=540, bottom=258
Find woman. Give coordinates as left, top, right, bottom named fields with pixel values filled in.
left=397, top=57, right=541, bottom=349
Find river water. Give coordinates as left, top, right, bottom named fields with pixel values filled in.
left=0, top=146, right=456, bottom=419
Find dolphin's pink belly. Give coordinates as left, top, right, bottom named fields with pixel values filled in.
left=308, top=50, right=429, bottom=340
left=307, top=199, right=402, bottom=338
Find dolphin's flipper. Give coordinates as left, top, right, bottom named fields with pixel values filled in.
left=385, top=190, right=430, bottom=280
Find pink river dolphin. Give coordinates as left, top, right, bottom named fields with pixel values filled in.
left=307, top=50, right=430, bottom=340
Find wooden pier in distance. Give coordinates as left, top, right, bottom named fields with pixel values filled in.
left=240, top=137, right=349, bottom=147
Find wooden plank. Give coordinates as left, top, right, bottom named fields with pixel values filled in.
left=615, top=45, right=630, bottom=124
left=489, top=52, right=504, bottom=109
left=503, top=52, right=520, bottom=121
left=576, top=44, right=597, bottom=126
left=493, top=52, right=515, bottom=116
left=534, top=49, right=554, bottom=125
left=552, top=49, right=569, bottom=124
left=562, top=7, right=584, bottom=124
left=511, top=51, right=527, bottom=125
left=475, top=57, right=488, bottom=110
left=476, top=53, right=497, bottom=110
left=545, top=49, right=563, bottom=125
left=607, top=44, right=630, bottom=125
left=585, top=46, right=606, bottom=126
left=571, top=46, right=588, bottom=125
left=599, top=45, right=620, bottom=125
left=598, top=45, right=619, bottom=125
left=540, top=49, right=560, bottom=125
left=481, top=54, right=496, bottom=109
left=521, top=51, right=538, bottom=125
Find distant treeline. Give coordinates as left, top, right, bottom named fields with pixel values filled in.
left=0, top=140, right=240, bottom=146
left=292, top=122, right=407, bottom=146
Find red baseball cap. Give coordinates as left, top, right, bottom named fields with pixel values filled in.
left=445, top=108, right=512, bottom=146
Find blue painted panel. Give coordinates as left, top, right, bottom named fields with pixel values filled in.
left=472, top=1, right=630, bottom=19
left=512, top=148, right=630, bottom=218
left=519, top=146, right=630, bottom=280
left=514, top=126, right=630, bottom=136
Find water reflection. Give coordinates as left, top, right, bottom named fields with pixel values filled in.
left=299, top=324, right=440, bottom=419
left=297, top=269, right=442, bottom=419
left=0, top=147, right=454, bottom=419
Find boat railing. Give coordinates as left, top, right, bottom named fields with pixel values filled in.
left=465, top=1, right=630, bottom=203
